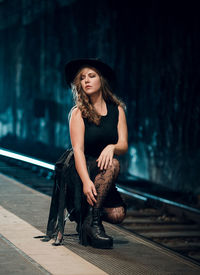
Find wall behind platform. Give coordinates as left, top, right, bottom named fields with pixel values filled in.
left=0, top=0, right=199, bottom=195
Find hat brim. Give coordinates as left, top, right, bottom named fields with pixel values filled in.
left=64, top=58, right=115, bottom=86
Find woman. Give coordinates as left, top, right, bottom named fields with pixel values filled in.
left=43, top=58, right=128, bottom=249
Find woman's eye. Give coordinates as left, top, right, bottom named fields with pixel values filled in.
left=90, top=74, right=96, bottom=78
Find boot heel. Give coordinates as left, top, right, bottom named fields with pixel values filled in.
left=80, top=226, right=89, bottom=246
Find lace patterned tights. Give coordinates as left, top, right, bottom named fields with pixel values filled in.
left=93, top=158, right=126, bottom=224
left=102, top=206, right=126, bottom=224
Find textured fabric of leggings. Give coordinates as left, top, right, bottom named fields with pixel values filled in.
left=92, top=158, right=126, bottom=223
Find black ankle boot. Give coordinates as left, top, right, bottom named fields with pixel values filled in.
left=80, top=207, right=113, bottom=249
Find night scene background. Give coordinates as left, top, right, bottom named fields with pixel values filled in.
left=0, top=0, right=199, bottom=206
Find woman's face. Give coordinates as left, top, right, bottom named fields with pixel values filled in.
left=80, top=67, right=101, bottom=95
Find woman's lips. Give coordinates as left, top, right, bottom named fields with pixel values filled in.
left=85, top=85, right=92, bottom=88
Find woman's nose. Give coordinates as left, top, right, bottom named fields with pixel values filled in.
left=85, top=76, right=90, bottom=83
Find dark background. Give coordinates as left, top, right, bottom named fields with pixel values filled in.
left=0, top=0, right=199, bottom=198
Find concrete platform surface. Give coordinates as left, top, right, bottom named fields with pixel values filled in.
left=0, top=235, right=49, bottom=275
left=0, top=172, right=200, bottom=275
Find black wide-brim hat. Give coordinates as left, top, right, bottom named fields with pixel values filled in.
left=64, top=58, right=115, bottom=87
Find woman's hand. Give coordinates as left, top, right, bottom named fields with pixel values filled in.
left=83, top=180, right=97, bottom=206
left=96, top=144, right=115, bottom=170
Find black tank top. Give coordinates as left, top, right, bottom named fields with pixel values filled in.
left=83, top=101, right=119, bottom=158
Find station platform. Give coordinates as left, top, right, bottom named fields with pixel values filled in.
left=0, top=172, right=200, bottom=275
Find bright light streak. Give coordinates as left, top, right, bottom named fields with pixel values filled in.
left=116, top=186, right=147, bottom=201
left=140, top=191, right=200, bottom=214
left=117, top=185, right=200, bottom=213
left=0, top=148, right=55, bottom=171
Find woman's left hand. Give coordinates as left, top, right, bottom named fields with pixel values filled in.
left=96, top=144, right=115, bottom=170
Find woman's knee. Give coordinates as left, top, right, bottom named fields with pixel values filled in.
left=112, top=209, right=126, bottom=224
left=103, top=206, right=126, bottom=224
left=111, top=158, right=120, bottom=174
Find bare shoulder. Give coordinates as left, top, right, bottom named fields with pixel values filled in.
left=71, top=106, right=81, bottom=116
left=70, top=106, right=82, bottom=121
left=118, top=105, right=126, bottom=116
left=118, top=105, right=124, bottom=112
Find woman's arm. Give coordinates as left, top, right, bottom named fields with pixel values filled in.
left=97, top=105, right=128, bottom=170
left=69, top=108, right=97, bottom=206
left=114, top=105, right=128, bottom=155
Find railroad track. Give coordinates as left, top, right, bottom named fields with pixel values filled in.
left=0, top=151, right=200, bottom=266
left=118, top=188, right=200, bottom=265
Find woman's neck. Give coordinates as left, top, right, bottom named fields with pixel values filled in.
left=89, top=91, right=104, bottom=105
left=89, top=92, right=106, bottom=116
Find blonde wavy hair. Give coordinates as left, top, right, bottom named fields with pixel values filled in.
left=70, top=66, right=126, bottom=125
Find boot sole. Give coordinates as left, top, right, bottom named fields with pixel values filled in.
left=90, top=238, right=113, bottom=249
